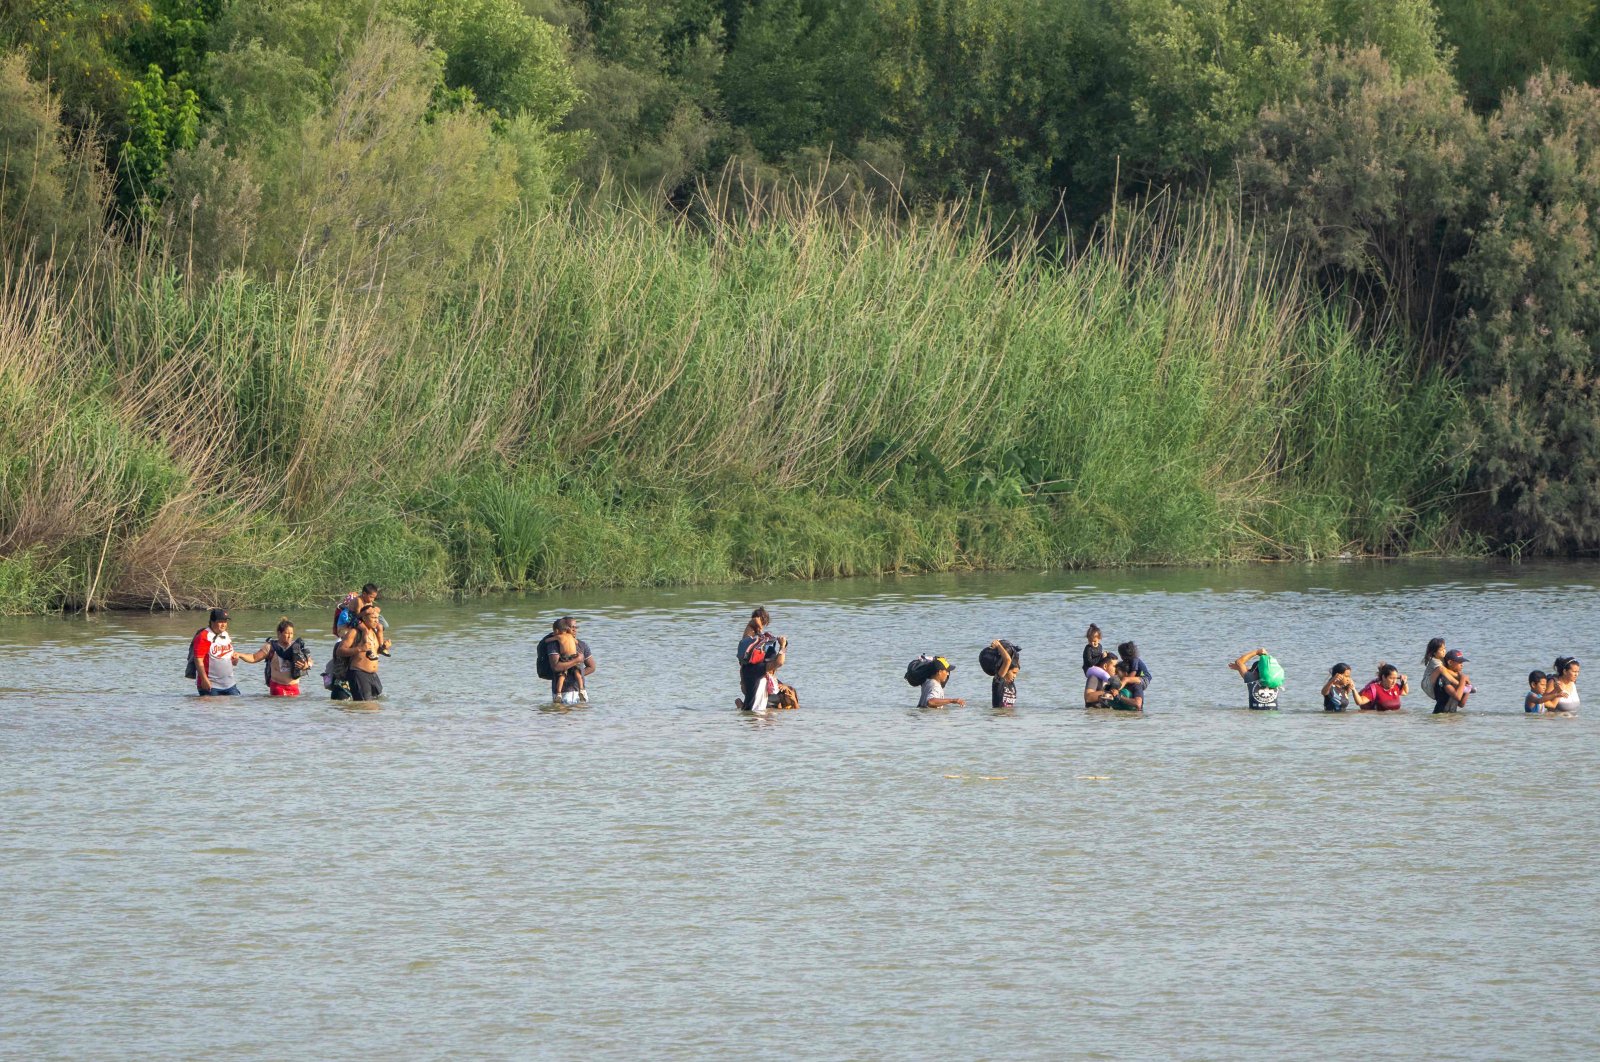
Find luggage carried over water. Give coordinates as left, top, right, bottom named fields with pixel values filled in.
left=905, top=655, right=949, bottom=686
left=1257, top=653, right=1285, bottom=689
left=978, top=640, right=1020, bottom=676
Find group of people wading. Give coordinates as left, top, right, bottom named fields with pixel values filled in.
left=190, top=598, right=1579, bottom=716
left=188, top=586, right=391, bottom=701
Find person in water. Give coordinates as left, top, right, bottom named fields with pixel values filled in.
left=1525, top=670, right=1562, bottom=714
left=1118, top=641, right=1153, bottom=698
left=989, top=640, right=1019, bottom=708
left=333, top=603, right=389, bottom=701
left=1549, top=657, right=1581, bottom=714
left=736, top=607, right=785, bottom=712
left=918, top=658, right=965, bottom=708
left=1083, top=625, right=1108, bottom=674
left=236, top=618, right=314, bottom=696
left=552, top=626, right=588, bottom=703
left=1109, top=659, right=1143, bottom=711
left=1430, top=649, right=1473, bottom=713
left=543, top=617, right=596, bottom=703
left=1419, top=638, right=1446, bottom=703
left=1228, top=647, right=1280, bottom=710
left=1084, top=652, right=1119, bottom=706
left=736, top=617, right=787, bottom=713
left=1322, top=663, right=1355, bottom=712
left=191, top=607, right=242, bottom=696
left=1354, top=664, right=1409, bottom=711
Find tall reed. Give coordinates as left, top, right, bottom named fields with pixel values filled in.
left=0, top=186, right=1461, bottom=612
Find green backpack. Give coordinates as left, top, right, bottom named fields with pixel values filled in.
left=1257, top=653, right=1285, bottom=689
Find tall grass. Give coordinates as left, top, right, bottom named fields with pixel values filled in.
left=0, top=186, right=1462, bottom=613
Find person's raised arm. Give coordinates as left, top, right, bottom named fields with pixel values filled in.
left=993, top=640, right=1012, bottom=675
left=1230, top=648, right=1265, bottom=675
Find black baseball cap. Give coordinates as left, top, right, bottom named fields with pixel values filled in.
left=209, top=607, right=229, bottom=623
left=1444, top=649, right=1468, bottom=664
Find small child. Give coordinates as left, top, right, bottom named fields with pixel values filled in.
left=1083, top=625, right=1107, bottom=674
left=989, top=639, right=1019, bottom=708
left=1525, top=670, right=1560, bottom=714
left=555, top=629, right=587, bottom=703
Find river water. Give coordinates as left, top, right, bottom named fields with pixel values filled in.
left=3, top=560, right=1597, bottom=1059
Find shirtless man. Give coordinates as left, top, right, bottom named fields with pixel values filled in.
left=334, top=603, right=391, bottom=701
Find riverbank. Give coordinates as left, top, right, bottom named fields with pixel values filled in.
left=1, top=197, right=1463, bottom=614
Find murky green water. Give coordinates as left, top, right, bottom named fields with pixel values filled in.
left=4, top=561, right=1597, bottom=1058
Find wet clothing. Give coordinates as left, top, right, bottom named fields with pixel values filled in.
left=1360, top=681, right=1404, bottom=711
left=1083, top=644, right=1108, bottom=674
left=197, top=685, right=242, bottom=697
left=262, top=638, right=309, bottom=689
left=1112, top=679, right=1143, bottom=711
left=1126, top=658, right=1152, bottom=694
left=1432, top=670, right=1463, bottom=713
left=1243, top=661, right=1279, bottom=710
left=347, top=670, right=383, bottom=702
left=1554, top=683, right=1580, bottom=713
left=550, top=638, right=593, bottom=699
left=1085, top=666, right=1113, bottom=706
left=918, top=677, right=946, bottom=708
left=1323, top=687, right=1351, bottom=712
left=192, top=628, right=238, bottom=692
left=1526, top=690, right=1550, bottom=714
left=738, top=634, right=778, bottom=710
left=268, top=682, right=301, bottom=697
left=992, top=675, right=1016, bottom=708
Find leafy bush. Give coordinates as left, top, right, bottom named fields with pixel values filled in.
left=1454, top=71, right=1600, bottom=549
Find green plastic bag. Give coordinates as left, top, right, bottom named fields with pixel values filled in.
left=1257, top=653, right=1285, bottom=689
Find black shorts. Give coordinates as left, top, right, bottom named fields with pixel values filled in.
left=347, top=670, right=383, bottom=702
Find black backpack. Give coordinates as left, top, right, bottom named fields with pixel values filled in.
left=183, top=628, right=205, bottom=679
left=979, top=640, right=1021, bottom=676
left=535, top=634, right=558, bottom=680
left=904, top=655, right=942, bottom=686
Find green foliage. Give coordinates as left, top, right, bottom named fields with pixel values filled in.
left=1236, top=46, right=1479, bottom=345
left=719, top=0, right=879, bottom=159
left=1435, top=0, right=1597, bottom=110
left=118, top=63, right=199, bottom=210
left=0, top=53, right=107, bottom=262
left=397, top=0, right=578, bottom=122
left=1453, top=71, right=1600, bottom=550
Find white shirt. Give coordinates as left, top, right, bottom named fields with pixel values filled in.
left=199, top=629, right=237, bottom=688
left=918, top=678, right=945, bottom=707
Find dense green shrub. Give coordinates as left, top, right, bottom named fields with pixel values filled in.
left=1454, top=71, right=1600, bottom=550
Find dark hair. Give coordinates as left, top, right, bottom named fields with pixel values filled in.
left=1555, top=656, right=1578, bottom=675
left=359, top=604, right=380, bottom=618
left=1086, top=624, right=1101, bottom=639
left=361, top=583, right=379, bottom=595
left=1424, top=638, right=1445, bottom=665
left=751, top=607, right=771, bottom=626
left=1529, top=670, right=1547, bottom=686
left=1377, top=663, right=1399, bottom=680
left=555, top=616, right=577, bottom=632
left=276, top=617, right=294, bottom=634
left=1118, top=641, right=1138, bottom=662
left=1330, top=663, right=1350, bottom=677
left=1100, top=651, right=1118, bottom=665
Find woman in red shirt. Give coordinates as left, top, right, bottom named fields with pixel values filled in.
left=1355, top=663, right=1410, bottom=711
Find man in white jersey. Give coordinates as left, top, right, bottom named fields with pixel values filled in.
left=192, top=608, right=242, bottom=696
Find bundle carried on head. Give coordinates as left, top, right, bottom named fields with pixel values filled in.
left=979, top=640, right=1020, bottom=676
left=904, top=654, right=952, bottom=686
